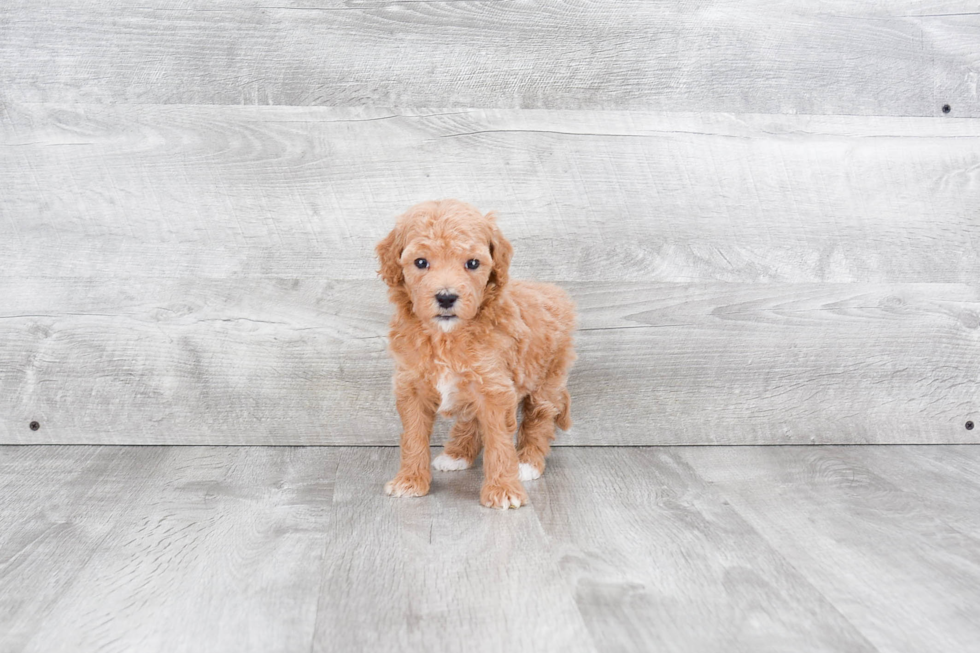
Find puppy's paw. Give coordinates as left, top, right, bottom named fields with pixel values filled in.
left=384, top=473, right=430, bottom=498
left=481, top=480, right=529, bottom=510
left=518, top=462, right=542, bottom=481
left=432, top=453, right=471, bottom=472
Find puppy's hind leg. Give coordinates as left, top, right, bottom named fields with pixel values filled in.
left=517, top=381, right=572, bottom=481
left=433, top=418, right=482, bottom=471
left=516, top=395, right=556, bottom=481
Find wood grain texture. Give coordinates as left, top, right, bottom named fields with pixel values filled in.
left=828, top=445, right=980, bottom=539
left=533, top=447, right=877, bottom=653
left=0, top=447, right=168, bottom=653
left=3, top=52, right=978, bottom=447
left=6, top=445, right=980, bottom=652
left=2, top=278, right=976, bottom=445
left=684, top=445, right=980, bottom=653
left=3, top=103, right=979, bottom=283
left=313, top=447, right=596, bottom=653
left=1, top=1, right=978, bottom=115
left=11, top=446, right=338, bottom=653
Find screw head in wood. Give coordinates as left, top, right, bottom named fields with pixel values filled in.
left=29, top=421, right=40, bottom=431
left=942, top=104, right=951, bottom=114
left=967, top=421, right=975, bottom=431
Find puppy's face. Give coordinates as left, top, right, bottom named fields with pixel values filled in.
left=400, top=232, right=493, bottom=332
left=377, top=200, right=511, bottom=333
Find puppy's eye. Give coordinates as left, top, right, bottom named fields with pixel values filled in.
left=465, top=259, right=480, bottom=270
left=414, top=258, right=429, bottom=269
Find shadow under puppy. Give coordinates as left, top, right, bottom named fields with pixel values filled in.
left=376, top=199, right=576, bottom=509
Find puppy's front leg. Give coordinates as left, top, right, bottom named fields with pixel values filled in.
left=478, top=390, right=528, bottom=509
left=385, top=377, right=437, bottom=498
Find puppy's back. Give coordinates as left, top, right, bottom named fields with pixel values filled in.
left=508, top=280, right=576, bottom=338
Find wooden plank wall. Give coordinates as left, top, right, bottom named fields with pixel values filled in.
left=1, top=1, right=978, bottom=445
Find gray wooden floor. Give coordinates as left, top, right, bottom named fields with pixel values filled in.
left=2, top=445, right=979, bottom=652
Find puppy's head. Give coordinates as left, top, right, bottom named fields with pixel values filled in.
left=376, top=199, right=512, bottom=333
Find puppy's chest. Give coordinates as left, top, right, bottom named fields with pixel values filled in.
left=427, top=358, right=477, bottom=418
left=435, top=370, right=462, bottom=416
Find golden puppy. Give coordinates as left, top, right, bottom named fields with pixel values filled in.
left=376, top=199, right=576, bottom=509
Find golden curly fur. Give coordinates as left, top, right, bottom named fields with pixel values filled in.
left=376, top=199, right=576, bottom=509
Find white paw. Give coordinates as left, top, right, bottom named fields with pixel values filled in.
left=384, top=478, right=427, bottom=497
left=481, top=483, right=529, bottom=510
left=497, top=493, right=524, bottom=510
left=432, top=453, right=470, bottom=471
left=518, top=462, right=542, bottom=481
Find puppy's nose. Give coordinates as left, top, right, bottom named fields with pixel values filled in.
left=436, top=292, right=458, bottom=309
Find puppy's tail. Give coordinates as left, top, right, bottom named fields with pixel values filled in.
left=555, top=387, right=572, bottom=431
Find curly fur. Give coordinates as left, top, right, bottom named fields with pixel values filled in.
left=376, top=199, right=577, bottom=509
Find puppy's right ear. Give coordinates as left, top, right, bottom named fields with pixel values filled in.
left=375, top=226, right=404, bottom=288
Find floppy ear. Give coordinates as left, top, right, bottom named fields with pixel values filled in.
left=375, top=226, right=404, bottom=288
left=483, top=213, right=512, bottom=305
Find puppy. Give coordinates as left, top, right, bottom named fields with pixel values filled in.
left=375, top=200, right=576, bottom=509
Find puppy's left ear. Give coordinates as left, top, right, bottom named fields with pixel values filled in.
left=375, top=225, right=404, bottom=288
left=484, top=212, right=512, bottom=304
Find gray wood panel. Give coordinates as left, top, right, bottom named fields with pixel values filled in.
left=3, top=103, right=978, bottom=283
left=840, top=445, right=980, bottom=539
left=313, top=447, right=596, bottom=653
left=2, top=279, right=976, bottom=445
left=6, top=445, right=980, bottom=651
left=0, top=447, right=168, bottom=653
left=533, top=448, right=876, bottom=653
left=683, top=445, right=980, bottom=653
left=12, top=446, right=338, bottom=653
left=1, top=1, right=977, bottom=115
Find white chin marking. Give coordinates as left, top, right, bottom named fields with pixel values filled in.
left=433, top=453, right=470, bottom=471
left=518, top=463, right=542, bottom=481
left=436, top=317, right=458, bottom=333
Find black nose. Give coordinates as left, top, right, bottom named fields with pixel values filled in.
left=436, top=292, right=458, bottom=309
